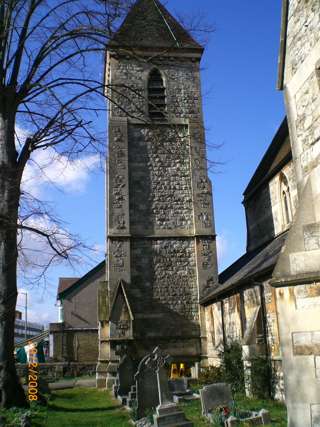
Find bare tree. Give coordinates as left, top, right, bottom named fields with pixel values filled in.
left=0, top=0, right=136, bottom=408
left=0, top=0, right=214, bottom=408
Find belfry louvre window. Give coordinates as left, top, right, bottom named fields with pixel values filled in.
left=148, top=69, right=166, bottom=120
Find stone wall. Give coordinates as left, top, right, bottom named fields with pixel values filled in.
left=245, top=161, right=298, bottom=251
left=283, top=0, right=320, bottom=183
left=285, top=0, right=320, bottom=82
left=223, top=295, right=242, bottom=344
left=204, top=280, right=284, bottom=399
left=100, top=16, right=219, bottom=387
left=131, top=238, right=198, bottom=322
left=204, top=303, right=224, bottom=365
left=108, top=56, right=202, bottom=120
left=245, top=160, right=298, bottom=251
left=294, top=71, right=320, bottom=175
left=51, top=329, right=98, bottom=363
left=128, top=125, right=193, bottom=233
left=16, top=362, right=97, bottom=380
left=272, top=0, right=320, bottom=424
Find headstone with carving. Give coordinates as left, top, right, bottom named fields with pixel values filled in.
left=200, top=383, right=232, bottom=417
left=144, top=347, right=193, bottom=427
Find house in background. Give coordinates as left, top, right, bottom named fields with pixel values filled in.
left=49, top=261, right=105, bottom=363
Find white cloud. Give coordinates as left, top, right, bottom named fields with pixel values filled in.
left=216, top=233, right=228, bottom=264
left=92, top=243, right=105, bottom=257
left=15, top=125, right=30, bottom=148
left=17, top=286, right=58, bottom=326
left=22, top=147, right=100, bottom=197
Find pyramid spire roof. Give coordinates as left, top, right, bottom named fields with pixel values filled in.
left=109, top=0, right=203, bottom=51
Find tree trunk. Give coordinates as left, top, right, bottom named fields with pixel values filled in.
left=0, top=107, right=27, bottom=408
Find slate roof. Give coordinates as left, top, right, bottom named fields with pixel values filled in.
left=58, top=261, right=105, bottom=299
left=243, top=118, right=290, bottom=200
left=201, top=232, right=288, bottom=305
left=109, top=0, right=203, bottom=50
left=58, top=278, right=79, bottom=296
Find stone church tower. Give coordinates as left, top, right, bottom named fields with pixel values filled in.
left=97, top=0, right=218, bottom=388
left=272, top=0, right=320, bottom=425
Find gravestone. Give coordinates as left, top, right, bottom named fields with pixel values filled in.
left=226, top=409, right=271, bottom=426
left=168, top=378, right=189, bottom=396
left=117, top=354, right=136, bottom=397
left=135, top=354, right=159, bottom=419
left=20, top=414, right=31, bottom=427
left=144, top=347, right=193, bottom=427
left=168, top=378, right=195, bottom=403
left=200, top=383, right=232, bottom=416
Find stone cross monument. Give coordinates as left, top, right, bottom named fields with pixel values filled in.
left=97, top=0, right=218, bottom=388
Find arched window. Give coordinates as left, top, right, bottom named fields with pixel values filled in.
left=280, top=173, right=293, bottom=226
left=148, top=69, right=166, bottom=121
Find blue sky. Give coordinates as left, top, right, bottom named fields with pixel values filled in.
left=17, top=0, right=285, bottom=324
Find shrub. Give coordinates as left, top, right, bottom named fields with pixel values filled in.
left=219, top=341, right=245, bottom=394
left=250, top=356, right=274, bottom=399
left=198, top=366, right=224, bottom=385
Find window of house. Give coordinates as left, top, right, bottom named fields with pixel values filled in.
left=148, top=69, right=166, bottom=121
left=280, top=173, right=293, bottom=226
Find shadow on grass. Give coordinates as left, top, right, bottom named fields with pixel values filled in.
left=48, top=404, right=122, bottom=413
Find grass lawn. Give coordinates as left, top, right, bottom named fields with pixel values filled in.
left=33, top=388, right=131, bottom=427
left=180, top=394, right=287, bottom=427
left=25, top=387, right=287, bottom=427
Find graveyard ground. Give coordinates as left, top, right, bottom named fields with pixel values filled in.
left=32, top=387, right=131, bottom=426
left=181, top=393, right=287, bottom=427
left=25, top=387, right=287, bottom=427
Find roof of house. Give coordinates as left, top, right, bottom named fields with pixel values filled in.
left=243, top=118, right=291, bottom=201
left=58, top=261, right=105, bottom=300
left=108, top=0, right=203, bottom=51
left=201, top=232, right=288, bottom=305
left=58, top=278, right=80, bottom=296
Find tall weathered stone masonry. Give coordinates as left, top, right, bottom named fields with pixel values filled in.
left=97, top=0, right=218, bottom=387
left=272, top=0, right=320, bottom=425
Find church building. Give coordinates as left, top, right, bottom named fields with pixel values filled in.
left=96, top=0, right=219, bottom=388
left=49, top=1, right=320, bottom=425
left=203, top=1, right=320, bottom=426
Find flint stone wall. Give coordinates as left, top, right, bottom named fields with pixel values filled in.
left=294, top=72, right=320, bottom=174
left=285, top=0, right=320, bottom=80
left=129, top=125, right=193, bottom=233
left=109, top=56, right=202, bottom=120
left=245, top=160, right=298, bottom=252
left=131, top=238, right=198, bottom=322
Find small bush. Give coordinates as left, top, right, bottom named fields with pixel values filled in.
left=198, top=366, right=224, bottom=385
left=250, top=356, right=273, bottom=399
left=220, top=341, right=245, bottom=394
